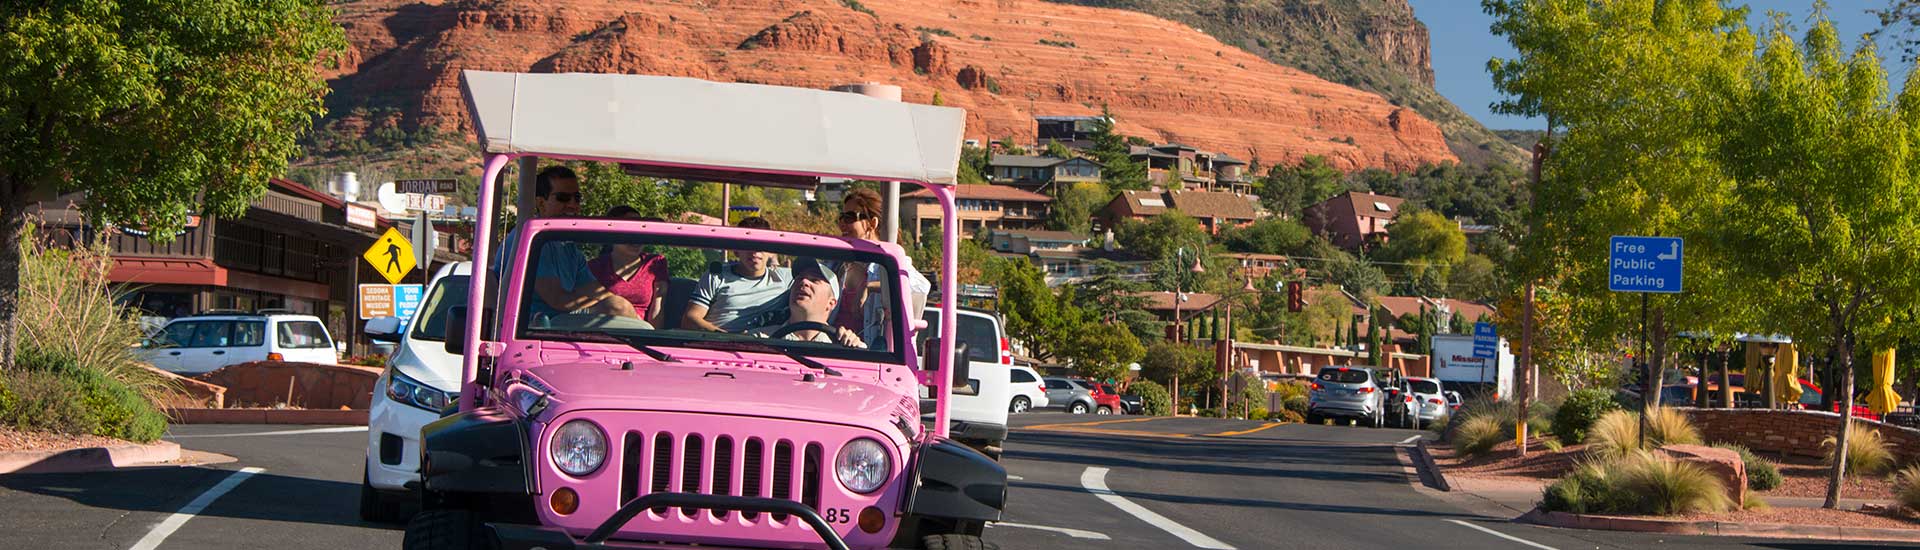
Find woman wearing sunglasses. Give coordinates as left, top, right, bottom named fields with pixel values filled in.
left=832, top=188, right=930, bottom=348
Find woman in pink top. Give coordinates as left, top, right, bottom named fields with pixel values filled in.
left=588, top=206, right=669, bottom=327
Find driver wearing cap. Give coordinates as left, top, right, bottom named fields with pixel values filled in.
left=747, top=258, right=866, bottom=348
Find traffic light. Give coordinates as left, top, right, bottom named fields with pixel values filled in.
left=1287, top=281, right=1304, bottom=312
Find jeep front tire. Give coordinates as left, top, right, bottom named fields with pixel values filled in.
left=923, top=534, right=1000, bottom=550
left=403, top=509, right=486, bottom=550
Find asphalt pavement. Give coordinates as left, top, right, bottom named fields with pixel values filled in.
left=1, top=413, right=1917, bottom=549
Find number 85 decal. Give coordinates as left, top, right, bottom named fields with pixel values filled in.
left=822, top=508, right=853, bottom=524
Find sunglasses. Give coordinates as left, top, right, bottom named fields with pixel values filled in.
left=838, top=211, right=875, bottom=224
left=546, top=192, right=579, bottom=203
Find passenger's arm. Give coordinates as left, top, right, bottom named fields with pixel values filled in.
left=682, top=304, right=723, bottom=332
left=534, top=277, right=637, bottom=318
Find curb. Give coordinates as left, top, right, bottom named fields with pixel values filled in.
left=168, top=408, right=368, bottom=425
left=0, top=440, right=182, bottom=475
left=1521, top=509, right=1920, bottom=543
left=1413, top=440, right=1452, bottom=492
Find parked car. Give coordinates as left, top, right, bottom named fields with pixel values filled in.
left=1007, top=366, right=1050, bottom=413
left=917, top=306, right=1012, bottom=460
left=1070, top=379, right=1124, bottom=415
left=359, top=262, right=468, bottom=523
left=1443, top=391, right=1464, bottom=415
left=140, top=311, right=337, bottom=374
left=1307, top=366, right=1387, bottom=428
left=1382, top=379, right=1419, bottom=429
left=1405, top=377, right=1447, bottom=429
left=1044, top=377, right=1098, bottom=414
left=1110, top=384, right=1144, bottom=415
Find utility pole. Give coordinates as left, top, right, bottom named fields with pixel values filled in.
left=1518, top=281, right=1535, bottom=456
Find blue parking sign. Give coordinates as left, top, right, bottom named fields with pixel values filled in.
left=1608, top=236, right=1683, bottom=293
left=1472, top=322, right=1498, bottom=359
left=394, top=284, right=425, bottom=322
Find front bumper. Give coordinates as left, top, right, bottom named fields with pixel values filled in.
left=491, top=494, right=849, bottom=550
left=939, top=418, right=1007, bottom=445
left=367, top=377, right=447, bottom=491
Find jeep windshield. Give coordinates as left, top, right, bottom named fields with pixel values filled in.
left=511, top=227, right=908, bottom=365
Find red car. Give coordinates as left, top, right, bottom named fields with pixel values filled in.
left=1072, top=379, right=1126, bottom=415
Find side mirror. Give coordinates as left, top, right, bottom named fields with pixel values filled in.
left=365, top=317, right=404, bottom=343
left=951, top=341, right=972, bottom=394
left=444, top=306, right=468, bottom=355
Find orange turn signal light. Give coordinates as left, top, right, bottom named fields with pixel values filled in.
left=551, top=487, right=579, bottom=515
left=858, top=506, right=885, bottom=534
left=266, top=352, right=284, bottom=361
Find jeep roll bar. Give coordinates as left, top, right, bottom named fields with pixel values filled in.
left=455, top=70, right=968, bottom=437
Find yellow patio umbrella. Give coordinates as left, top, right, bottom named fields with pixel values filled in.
left=1744, top=343, right=1763, bottom=391
left=1774, top=344, right=1803, bottom=404
left=1867, top=348, right=1900, bottom=415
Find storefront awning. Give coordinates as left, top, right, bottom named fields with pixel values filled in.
left=109, top=258, right=222, bottom=286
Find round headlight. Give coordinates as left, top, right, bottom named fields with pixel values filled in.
left=835, top=438, right=891, bottom=494
left=550, top=420, right=607, bottom=477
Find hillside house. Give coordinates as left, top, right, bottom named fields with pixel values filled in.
left=988, top=155, right=1102, bottom=193
left=1303, top=191, right=1406, bottom=251
left=1035, top=115, right=1104, bottom=149
left=1222, top=252, right=1290, bottom=279
left=988, top=228, right=1086, bottom=254
left=904, top=184, right=1053, bottom=237
left=1129, top=144, right=1252, bottom=193
left=1097, top=189, right=1264, bottom=234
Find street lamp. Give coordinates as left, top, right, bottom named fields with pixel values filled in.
left=1171, top=245, right=1206, bottom=415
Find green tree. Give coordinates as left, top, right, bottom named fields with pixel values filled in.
left=1717, top=13, right=1920, bottom=508
left=1061, top=316, right=1145, bottom=382
left=1220, top=218, right=1312, bottom=257
left=1046, top=181, right=1108, bottom=235
left=1088, top=105, right=1147, bottom=190
left=1447, top=253, right=1503, bottom=303
left=1114, top=211, right=1209, bottom=264
left=996, top=137, right=1028, bottom=156
left=1042, top=139, right=1074, bottom=159
left=1376, top=210, right=1468, bottom=295
left=1256, top=155, right=1346, bottom=219
left=958, top=145, right=990, bottom=184
left=0, top=0, right=345, bottom=368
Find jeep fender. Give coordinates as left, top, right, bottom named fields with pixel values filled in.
left=419, top=407, right=533, bottom=496
left=902, top=437, right=1006, bottom=522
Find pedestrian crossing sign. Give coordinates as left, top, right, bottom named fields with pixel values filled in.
left=363, top=227, right=416, bottom=284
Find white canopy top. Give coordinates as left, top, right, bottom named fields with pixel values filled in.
left=461, top=70, right=966, bottom=186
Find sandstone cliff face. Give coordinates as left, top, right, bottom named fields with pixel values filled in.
left=324, top=0, right=1456, bottom=172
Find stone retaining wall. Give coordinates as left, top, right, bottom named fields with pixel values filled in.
left=1680, top=408, right=1920, bottom=461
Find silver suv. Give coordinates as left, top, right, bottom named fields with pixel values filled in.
left=1308, top=366, right=1387, bottom=428
left=1043, top=377, right=1097, bottom=414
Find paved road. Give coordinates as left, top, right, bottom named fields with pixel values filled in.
left=1, top=414, right=1917, bottom=549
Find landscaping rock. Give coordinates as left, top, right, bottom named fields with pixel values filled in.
left=1662, top=444, right=1747, bottom=506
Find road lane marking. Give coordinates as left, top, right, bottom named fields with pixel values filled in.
left=1207, top=423, right=1285, bottom=437
left=128, top=467, right=264, bottom=550
left=1023, top=417, right=1176, bottom=430
left=1399, top=435, right=1422, bottom=445
left=1008, top=475, right=1026, bottom=481
left=168, top=426, right=368, bottom=439
left=1446, top=520, right=1559, bottom=550
left=988, top=522, right=1112, bottom=540
left=1080, top=467, right=1235, bottom=549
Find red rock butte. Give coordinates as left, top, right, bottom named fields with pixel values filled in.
left=327, top=0, right=1457, bottom=172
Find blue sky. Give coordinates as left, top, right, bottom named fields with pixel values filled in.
left=1408, top=0, right=1911, bottom=130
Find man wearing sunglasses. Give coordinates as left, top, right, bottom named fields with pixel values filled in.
left=495, top=166, right=638, bottom=320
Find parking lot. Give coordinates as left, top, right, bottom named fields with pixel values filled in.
left=2, top=412, right=1913, bottom=549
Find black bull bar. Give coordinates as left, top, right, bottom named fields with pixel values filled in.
left=489, top=493, right=851, bottom=550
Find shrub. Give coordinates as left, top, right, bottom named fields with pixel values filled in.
left=18, top=221, right=173, bottom=400
left=1715, top=444, right=1782, bottom=491
left=1646, top=406, right=1701, bottom=447
left=1198, top=408, right=1221, bottom=418
left=1283, top=395, right=1308, bottom=415
left=1455, top=416, right=1506, bottom=457
left=1430, top=413, right=1451, bottom=434
left=1553, top=389, right=1621, bottom=444
left=1895, top=464, right=1920, bottom=512
left=1543, top=439, right=1565, bottom=452
left=1131, top=380, right=1171, bottom=416
left=1615, top=451, right=1732, bottom=515
left=6, top=346, right=167, bottom=442
left=1268, top=409, right=1303, bottom=423
left=1542, top=452, right=1731, bottom=515
left=1248, top=407, right=1269, bottom=421
left=1823, top=421, right=1894, bottom=477
left=1589, top=407, right=1701, bottom=458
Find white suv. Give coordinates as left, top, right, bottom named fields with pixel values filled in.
left=359, top=262, right=468, bottom=523
left=140, top=312, right=337, bottom=374
left=917, top=306, right=1013, bottom=460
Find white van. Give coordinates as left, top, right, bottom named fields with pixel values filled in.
left=140, top=312, right=337, bottom=374
left=359, top=262, right=468, bottom=523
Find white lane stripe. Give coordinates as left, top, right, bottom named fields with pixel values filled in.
left=1446, top=519, right=1559, bottom=550
left=1080, top=467, right=1235, bottom=550
left=1008, top=475, right=1026, bottom=481
left=988, top=522, right=1112, bottom=540
left=128, top=467, right=265, bottom=550
left=168, top=426, right=368, bottom=439
left=1399, top=435, right=1421, bottom=445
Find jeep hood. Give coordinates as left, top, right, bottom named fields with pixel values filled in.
left=521, top=361, right=916, bottom=431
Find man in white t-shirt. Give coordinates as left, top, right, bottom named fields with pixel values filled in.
left=684, top=217, right=792, bottom=333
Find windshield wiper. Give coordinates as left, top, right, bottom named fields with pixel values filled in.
left=680, top=340, right=841, bottom=377
left=535, top=330, right=678, bottom=363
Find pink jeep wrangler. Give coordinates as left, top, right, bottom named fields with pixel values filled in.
left=403, top=71, right=1005, bottom=550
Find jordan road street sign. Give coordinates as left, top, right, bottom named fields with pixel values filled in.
left=363, top=227, right=417, bottom=284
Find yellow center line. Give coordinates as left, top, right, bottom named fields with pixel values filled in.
left=1020, top=417, right=1178, bottom=431
left=1207, top=422, right=1288, bottom=437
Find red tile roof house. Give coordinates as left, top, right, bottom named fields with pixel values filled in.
left=903, top=184, right=1053, bottom=238
left=1303, top=191, right=1406, bottom=251
left=1096, top=189, right=1265, bottom=235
